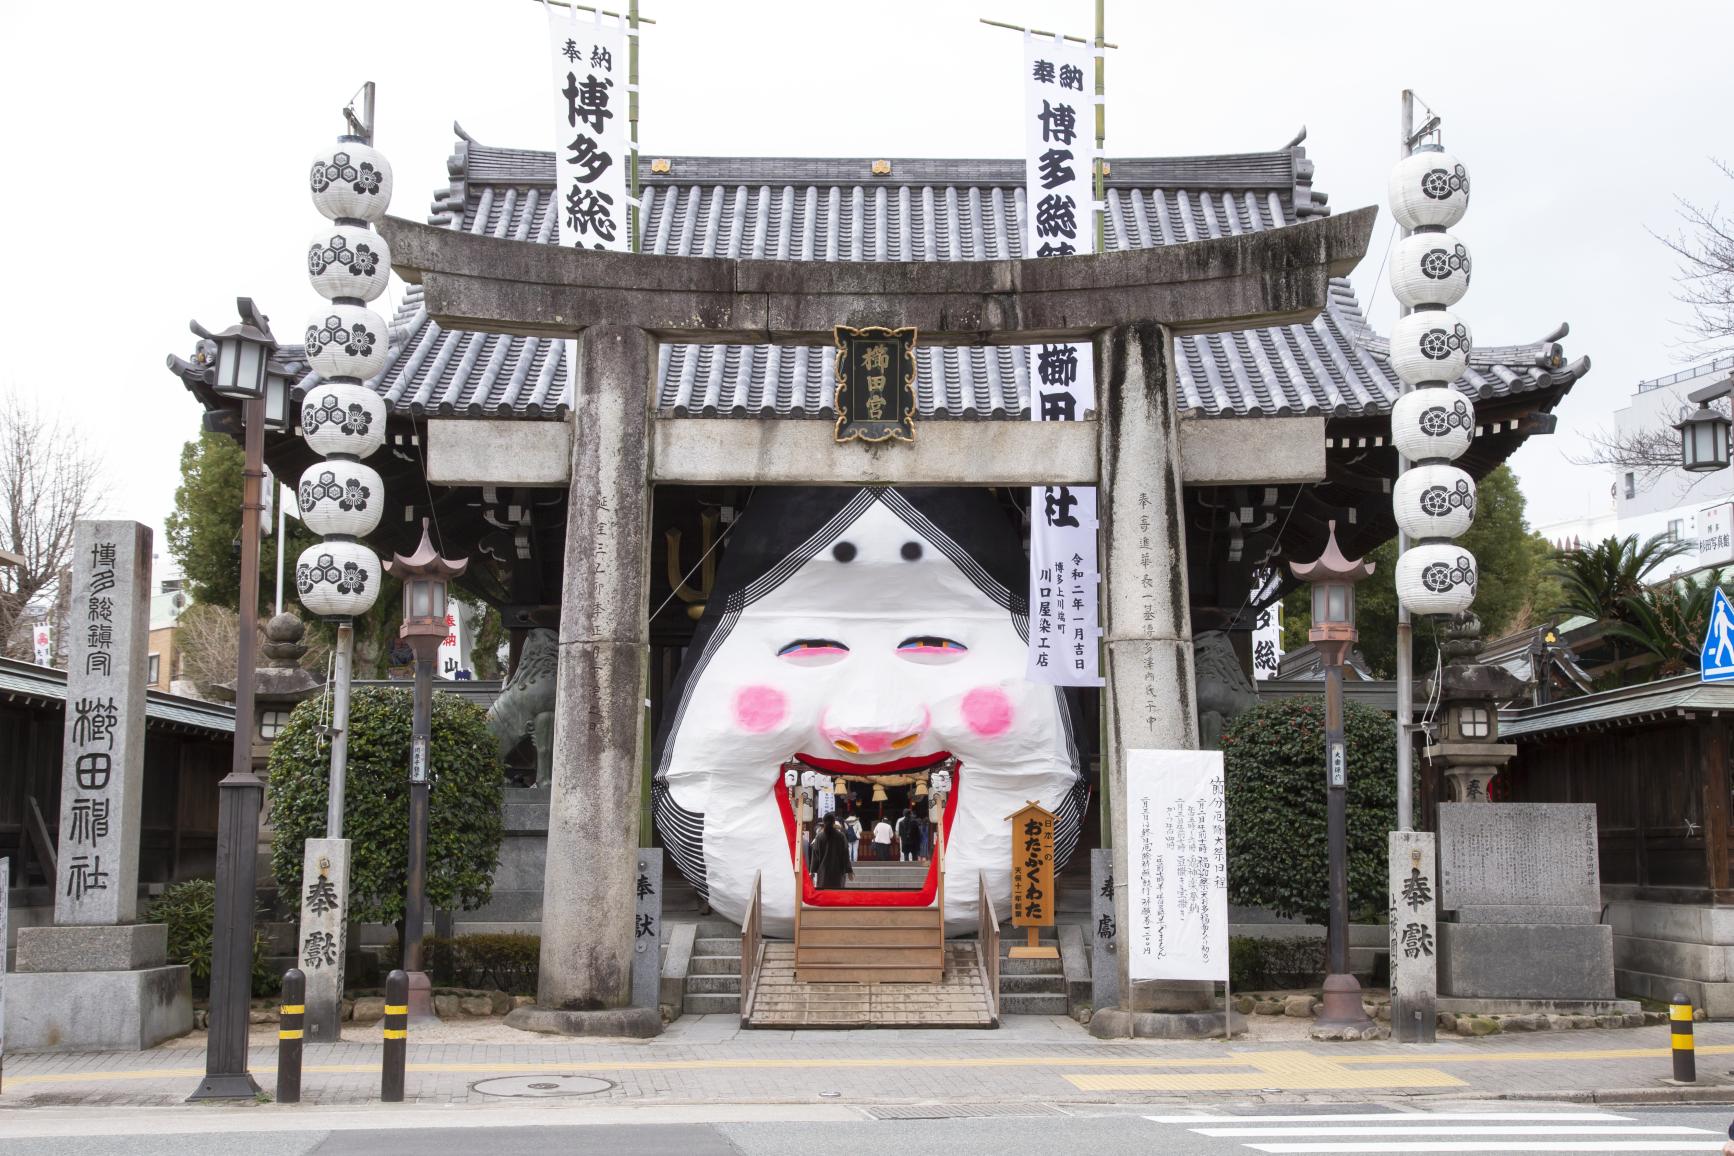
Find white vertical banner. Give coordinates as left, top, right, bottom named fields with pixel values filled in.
left=436, top=600, right=469, bottom=680
left=1250, top=565, right=1284, bottom=681
left=547, top=5, right=630, bottom=253
left=32, top=621, right=52, bottom=667
left=1023, top=32, right=1102, bottom=686
left=1126, top=748, right=1228, bottom=982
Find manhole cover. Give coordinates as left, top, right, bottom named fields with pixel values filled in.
left=471, top=1074, right=613, bottom=1098
left=865, top=1104, right=1066, bottom=1120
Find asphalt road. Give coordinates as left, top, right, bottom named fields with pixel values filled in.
left=5, top=1104, right=1734, bottom=1156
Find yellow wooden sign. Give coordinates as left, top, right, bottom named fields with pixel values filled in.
left=1008, top=800, right=1059, bottom=959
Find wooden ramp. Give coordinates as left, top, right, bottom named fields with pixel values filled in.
left=796, top=905, right=944, bottom=983
left=745, top=941, right=996, bottom=1028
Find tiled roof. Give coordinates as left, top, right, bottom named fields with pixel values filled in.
left=0, top=657, right=235, bottom=735
left=297, top=132, right=1584, bottom=422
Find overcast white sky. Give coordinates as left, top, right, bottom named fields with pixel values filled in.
left=2, top=0, right=1727, bottom=561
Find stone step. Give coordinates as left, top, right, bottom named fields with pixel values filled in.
left=694, top=938, right=743, bottom=957
left=1000, top=973, right=1068, bottom=995
left=683, top=992, right=741, bottom=1015
left=1000, top=956, right=1065, bottom=976
left=1000, top=992, right=1068, bottom=1015
left=690, top=955, right=740, bottom=975
left=686, top=974, right=741, bottom=995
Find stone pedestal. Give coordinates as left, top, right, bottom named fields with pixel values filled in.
left=1437, top=803, right=1615, bottom=1002
left=6, top=925, right=192, bottom=1052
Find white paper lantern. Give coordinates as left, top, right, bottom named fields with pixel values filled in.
left=297, top=460, right=384, bottom=538
left=1396, top=542, right=1477, bottom=617
left=1389, top=308, right=1473, bottom=387
left=1391, top=385, right=1474, bottom=463
left=1393, top=463, right=1477, bottom=541
left=309, top=140, right=393, bottom=224
left=307, top=225, right=391, bottom=303
left=299, top=381, right=387, bottom=460
left=1388, top=145, right=1470, bottom=231
left=1389, top=231, right=1471, bottom=309
left=295, top=539, right=382, bottom=619
left=304, top=304, right=389, bottom=382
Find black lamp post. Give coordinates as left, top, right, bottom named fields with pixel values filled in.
left=1677, top=377, right=1734, bottom=474
left=384, top=519, right=467, bottom=1020
left=1290, top=520, right=1376, bottom=1035
left=188, top=299, right=282, bottom=1100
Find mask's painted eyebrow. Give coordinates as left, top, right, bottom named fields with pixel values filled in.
left=777, top=639, right=850, bottom=656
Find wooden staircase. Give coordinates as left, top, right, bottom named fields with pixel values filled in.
left=795, top=905, right=945, bottom=984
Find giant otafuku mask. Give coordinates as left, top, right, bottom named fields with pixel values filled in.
left=653, top=487, right=1087, bottom=936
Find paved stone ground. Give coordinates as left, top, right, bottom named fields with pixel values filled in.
left=2, top=1016, right=1731, bottom=1111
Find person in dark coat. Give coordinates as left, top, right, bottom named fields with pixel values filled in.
left=897, top=809, right=923, bottom=862
left=811, top=815, right=853, bottom=890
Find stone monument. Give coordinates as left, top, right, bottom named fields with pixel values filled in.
left=1090, top=848, right=1120, bottom=1015
left=1388, top=830, right=1437, bottom=1042
left=1436, top=802, right=1618, bottom=1004
left=7, top=521, right=193, bottom=1051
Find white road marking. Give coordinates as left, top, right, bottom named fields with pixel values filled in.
left=1242, top=1144, right=1725, bottom=1154
left=1202, top=1126, right=1713, bottom=1137
left=1145, top=1113, right=1631, bottom=1124
left=1144, top=1110, right=1726, bottom=1154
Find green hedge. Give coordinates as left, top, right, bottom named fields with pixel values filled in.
left=1222, top=696, right=1397, bottom=927
left=267, top=686, right=505, bottom=927
left=1228, top=935, right=1327, bottom=990
left=145, top=878, right=277, bottom=998
left=425, top=932, right=540, bottom=995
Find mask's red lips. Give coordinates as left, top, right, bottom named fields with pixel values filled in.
left=774, top=757, right=960, bottom=909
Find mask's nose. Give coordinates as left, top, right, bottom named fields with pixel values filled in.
left=821, top=704, right=931, bottom=756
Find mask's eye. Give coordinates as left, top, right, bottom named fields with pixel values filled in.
left=777, top=639, right=849, bottom=665
left=897, top=636, right=968, bottom=664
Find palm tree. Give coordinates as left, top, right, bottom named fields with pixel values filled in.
left=1548, top=533, right=1695, bottom=624
left=1604, top=569, right=1730, bottom=676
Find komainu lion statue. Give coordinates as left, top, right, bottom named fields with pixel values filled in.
left=487, top=627, right=558, bottom=787
left=1193, top=628, right=1260, bottom=749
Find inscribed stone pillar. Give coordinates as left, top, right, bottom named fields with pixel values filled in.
left=57, top=520, right=151, bottom=925
left=631, top=851, right=663, bottom=1009
left=1389, top=830, right=1436, bottom=1043
left=1095, top=322, right=1209, bottom=1021
left=537, top=324, right=653, bottom=1011
left=1089, top=848, right=1119, bottom=1014
left=297, top=838, right=350, bottom=1041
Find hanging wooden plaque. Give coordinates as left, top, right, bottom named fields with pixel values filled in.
left=833, top=325, right=917, bottom=444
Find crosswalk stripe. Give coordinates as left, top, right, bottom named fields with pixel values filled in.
left=1199, top=1126, right=1715, bottom=1138
left=1146, top=1113, right=1629, bottom=1124
left=1242, top=1143, right=1726, bottom=1154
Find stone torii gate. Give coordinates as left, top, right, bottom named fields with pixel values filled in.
left=380, top=205, right=1375, bottom=1035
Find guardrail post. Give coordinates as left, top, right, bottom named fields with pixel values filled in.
left=1671, top=992, right=1696, bottom=1084
left=276, top=968, right=305, bottom=1104
left=382, top=969, right=407, bottom=1102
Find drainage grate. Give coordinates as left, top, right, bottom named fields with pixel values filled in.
left=865, top=1103, right=1067, bottom=1120
left=471, top=1074, right=614, bottom=1098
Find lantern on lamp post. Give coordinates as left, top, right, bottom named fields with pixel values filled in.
left=1677, top=378, right=1733, bottom=475
left=384, top=519, right=467, bottom=1021
left=1290, top=520, right=1377, bottom=1037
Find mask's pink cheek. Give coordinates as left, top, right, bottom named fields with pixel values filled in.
left=961, top=687, right=1014, bottom=738
left=733, top=685, right=789, bottom=734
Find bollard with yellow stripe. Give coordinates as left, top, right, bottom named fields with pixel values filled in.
left=382, top=968, right=408, bottom=1102
left=277, top=968, right=305, bottom=1104
left=1671, top=992, right=1696, bottom=1084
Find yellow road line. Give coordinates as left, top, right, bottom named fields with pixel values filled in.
left=7, top=1042, right=1729, bottom=1090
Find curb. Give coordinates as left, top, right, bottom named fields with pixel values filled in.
left=1489, top=1086, right=1734, bottom=1105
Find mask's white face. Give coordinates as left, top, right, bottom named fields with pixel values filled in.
left=659, top=501, right=1079, bottom=935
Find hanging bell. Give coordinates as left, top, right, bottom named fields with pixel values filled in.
left=871, top=783, right=888, bottom=803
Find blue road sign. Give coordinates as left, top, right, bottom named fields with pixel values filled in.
left=1702, top=587, right=1734, bottom=682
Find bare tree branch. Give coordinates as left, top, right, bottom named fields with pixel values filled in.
left=0, top=393, right=107, bottom=658
left=1650, top=158, right=1734, bottom=361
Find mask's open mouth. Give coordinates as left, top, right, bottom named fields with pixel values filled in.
left=774, top=752, right=960, bottom=908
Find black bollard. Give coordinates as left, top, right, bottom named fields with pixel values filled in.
left=1671, top=992, right=1696, bottom=1084
left=382, top=969, right=408, bottom=1102
left=276, top=968, right=305, bottom=1104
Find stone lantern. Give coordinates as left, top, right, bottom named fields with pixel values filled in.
left=217, top=610, right=323, bottom=767
left=1422, top=613, right=1524, bottom=802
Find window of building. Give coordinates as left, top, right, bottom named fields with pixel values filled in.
left=1460, top=705, right=1491, bottom=739
left=1624, top=472, right=1636, bottom=500
left=1668, top=518, right=1684, bottom=542
left=259, top=710, right=290, bottom=741
left=147, top=653, right=160, bottom=685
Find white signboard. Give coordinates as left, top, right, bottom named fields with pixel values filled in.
left=1126, top=748, right=1227, bottom=981
left=1701, top=501, right=1733, bottom=569
left=546, top=5, right=630, bottom=253
left=1022, top=32, right=1102, bottom=687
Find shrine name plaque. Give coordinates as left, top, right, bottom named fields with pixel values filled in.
left=833, top=325, right=917, bottom=444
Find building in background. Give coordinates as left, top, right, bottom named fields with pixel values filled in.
left=148, top=576, right=192, bottom=692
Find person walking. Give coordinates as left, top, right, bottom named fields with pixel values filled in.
left=811, top=814, right=853, bottom=891
left=873, top=814, right=895, bottom=862
left=844, top=813, right=862, bottom=862
left=897, top=808, right=923, bottom=862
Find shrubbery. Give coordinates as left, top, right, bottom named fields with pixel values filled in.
left=145, top=878, right=277, bottom=998
left=425, top=932, right=540, bottom=994
left=267, top=686, right=505, bottom=926
left=1222, top=696, right=1397, bottom=927
left=1228, top=935, right=1328, bottom=990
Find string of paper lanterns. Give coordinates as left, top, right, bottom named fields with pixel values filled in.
left=295, top=134, right=394, bottom=618
left=1389, top=143, right=1477, bottom=617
